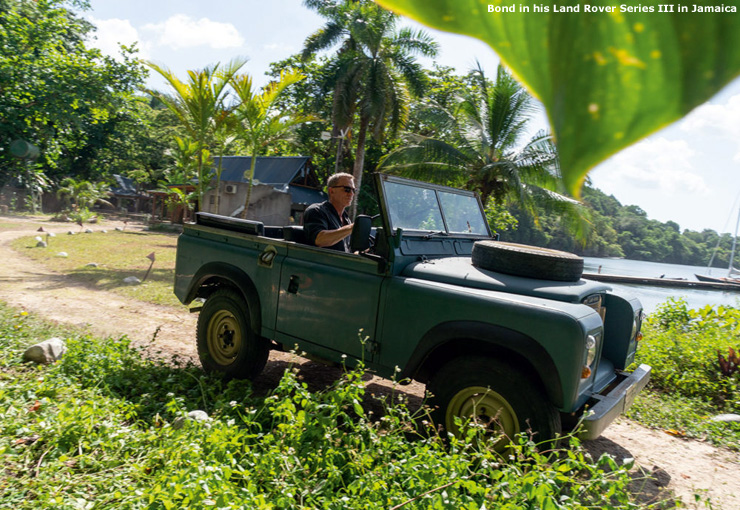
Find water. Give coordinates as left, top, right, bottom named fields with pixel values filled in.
left=583, top=257, right=740, bottom=314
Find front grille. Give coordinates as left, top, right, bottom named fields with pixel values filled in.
left=583, top=293, right=606, bottom=322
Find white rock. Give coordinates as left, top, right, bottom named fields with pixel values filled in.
left=67, top=231, right=75, bottom=235
left=23, top=337, right=66, bottom=364
left=36, top=241, right=47, bottom=248
left=711, top=414, right=740, bottom=422
left=123, top=276, right=141, bottom=285
left=34, top=236, right=42, bottom=242
left=56, top=252, right=68, bottom=258
left=172, top=410, right=211, bottom=429
left=85, top=262, right=99, bottom=268
left=115, top=227, right=123, bottom=231
left=48, top=232, right=56, bottom=238
left=84, top=228, right=93, bottom=233
left=101, top=229, right=107, bottom=233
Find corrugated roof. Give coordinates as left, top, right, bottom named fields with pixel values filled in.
left=110, top=174, right=145, bottom=197
left=288, top=185, right=326, bottom=205
left=214, top=156, right=310, bottom=187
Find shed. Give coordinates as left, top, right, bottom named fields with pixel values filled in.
left=205, top=156, right=326, bottom=225
left=110, top=174, right=149, bottom=213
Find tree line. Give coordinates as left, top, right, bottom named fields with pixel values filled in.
left=0, top=0, right=732, bottom=269
left=504, top=185, right=737, bottom=269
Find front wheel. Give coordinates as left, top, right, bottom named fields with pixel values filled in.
left=196, top=288, right=269, bottom=379
left=427, top=356, right=560, bottom=450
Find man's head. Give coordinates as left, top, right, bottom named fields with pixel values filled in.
left=327, top=172, right=355, bottom=212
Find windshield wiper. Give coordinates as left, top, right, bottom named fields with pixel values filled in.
left=423, top=231, right=449, bottom=239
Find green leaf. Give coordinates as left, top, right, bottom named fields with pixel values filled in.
left=375, top=0, right=740, bottom=194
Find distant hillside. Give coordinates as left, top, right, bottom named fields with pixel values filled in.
left=501, top=185, right=735, bottom=268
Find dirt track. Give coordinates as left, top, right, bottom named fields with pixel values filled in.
left=1, top=215, right=738, bottom=509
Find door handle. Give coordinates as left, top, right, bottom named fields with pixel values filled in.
left=287, top=275, right=299, bottom=294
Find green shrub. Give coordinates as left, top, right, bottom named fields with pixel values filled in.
left=639, top=299, right=740, bottom=411
left=0, top=303, right=644, bottom=509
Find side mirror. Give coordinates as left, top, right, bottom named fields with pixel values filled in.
left=350, top=215, right=373, bottom=253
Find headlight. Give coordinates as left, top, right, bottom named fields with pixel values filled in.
left=585, top=334, right=598, bottom=366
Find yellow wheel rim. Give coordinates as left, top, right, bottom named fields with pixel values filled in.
left=207, top=310, right=242, bottom=366
left=446, top=386, right=519, bottom=449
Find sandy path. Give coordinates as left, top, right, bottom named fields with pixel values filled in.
left=1, top=215, right=738, bottom=509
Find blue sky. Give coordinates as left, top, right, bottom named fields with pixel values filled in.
left=84, top=0, right=740, bottom=234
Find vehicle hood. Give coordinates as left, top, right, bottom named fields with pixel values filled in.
left=401, top=257, right=611, bottom=304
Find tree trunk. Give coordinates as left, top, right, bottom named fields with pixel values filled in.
left=240, top=154, right=257, bottom=219
left=350, top=116, right=370, bottom=220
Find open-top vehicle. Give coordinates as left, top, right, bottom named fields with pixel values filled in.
left=174, top=173, right=650, bottom=445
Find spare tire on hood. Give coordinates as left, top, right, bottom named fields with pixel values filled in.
left=471, top=241, right=584, bottom=282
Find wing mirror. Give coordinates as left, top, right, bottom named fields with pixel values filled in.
left=350, top=215, right=373, bottom=253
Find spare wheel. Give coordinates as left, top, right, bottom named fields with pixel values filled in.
left=471, top=240, right=583, bottom=282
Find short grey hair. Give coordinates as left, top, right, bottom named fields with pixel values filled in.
left=327, top=172, right=354, bottom=187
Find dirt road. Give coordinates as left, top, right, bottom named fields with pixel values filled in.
left=1, top=216, right=738, bottom=509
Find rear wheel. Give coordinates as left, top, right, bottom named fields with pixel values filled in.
left=428, top=356, right=560, bottom=450
left=196, top=288, right=269, bottom=379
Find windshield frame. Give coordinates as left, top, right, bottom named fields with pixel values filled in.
left=376, top=173, right=492, bottom=238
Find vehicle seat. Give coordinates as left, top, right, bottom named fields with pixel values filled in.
left=283, top=226, right=309, bottom=245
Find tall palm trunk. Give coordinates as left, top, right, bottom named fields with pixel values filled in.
left=240, top=154, right=258, bottom=219
left=350, top=115, right=370, bottom=219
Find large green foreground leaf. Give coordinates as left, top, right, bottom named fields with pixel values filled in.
left=375, top=0, right=740, bottom=194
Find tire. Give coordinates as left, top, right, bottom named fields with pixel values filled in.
left=472, top=240, right=583, bottom=282
left=427, top=356, right=560, bottom=450
left=196, top=288, right=269, bottom=379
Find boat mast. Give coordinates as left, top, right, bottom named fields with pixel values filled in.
left=728, top=208, right=740, bottom=277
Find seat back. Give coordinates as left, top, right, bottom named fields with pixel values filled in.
left=283, top=226, right=309, bottom=245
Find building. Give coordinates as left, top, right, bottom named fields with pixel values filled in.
left=204, top=156, right=325, bottom=225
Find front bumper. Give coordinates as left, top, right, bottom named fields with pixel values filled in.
left=579, top=364, right=651, bottom=440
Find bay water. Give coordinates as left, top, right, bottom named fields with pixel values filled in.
left=583, top=257, right=740, bottom=314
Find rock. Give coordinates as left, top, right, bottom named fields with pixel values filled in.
left=101, top=229, right=107, bottom=233
left=123, top=276, right=141, bottom=285
left=47, top=232, right=56, bottom=238
left=711, top=414, right=740, bottom=423
left=67, top=231, right=75, bottom=235
left=56, top=252, right=68, bottom=258
left=23, top=337, right=66, bottom=364
left=85, top=263, right=99, bottom=268
left=115, top=227, right=123, bottom=231
left=34, top=236, right=43, bottom=242
left=36, top=241, right=47, bottom=248
left=172, top=410, right=211, bottom=429
left=84, top=228, right=93, bottom=233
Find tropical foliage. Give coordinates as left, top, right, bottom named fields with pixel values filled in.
left=302, top=0, right=438, bottom=216
left=0, top=0, right=150, bottom=189
left=380, top=64, right=590, bottom=239
left=376, top=0, right=740, bottom=194
left=230, top=69, right=312, bottom=218
left=145, top=59, right=247, bottom=208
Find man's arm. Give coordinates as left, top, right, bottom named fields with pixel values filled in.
left=314, top=223, right=353, bottom=247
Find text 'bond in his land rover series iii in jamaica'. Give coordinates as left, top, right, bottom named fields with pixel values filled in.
left=174, top=173, right=650, bottom=448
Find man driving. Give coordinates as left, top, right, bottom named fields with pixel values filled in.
left=303, top=172, right=355, bottom=252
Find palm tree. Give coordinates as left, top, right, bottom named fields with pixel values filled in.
left=379, top=64, right=591, bottom=240
left=302, top=0, right=438, bottom=217
left=145, top=59, right=247, bottom=209
left=230, top=69, right=313, bottom=219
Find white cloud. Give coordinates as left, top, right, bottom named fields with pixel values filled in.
left=88, top=17, right=150, bottom=60
left=596, top=137, right=708, bottom=195
left=143, top=14, right=244, bottom=50
left=680, top=94, right=740, bottom=161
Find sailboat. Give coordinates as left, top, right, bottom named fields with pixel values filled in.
left=695, top=208, right=740, bottom=284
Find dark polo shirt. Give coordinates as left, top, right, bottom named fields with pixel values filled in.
left=303, top=200, right=351, bottom=252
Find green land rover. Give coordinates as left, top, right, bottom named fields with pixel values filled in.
left=174, top=173, right=650, bottom=444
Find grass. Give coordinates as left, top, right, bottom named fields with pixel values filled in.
left=9, top=228, right=183, bottom=308
left=0, top=303, right=649, bottom=509
left=629, top=298, right=740, bottom=450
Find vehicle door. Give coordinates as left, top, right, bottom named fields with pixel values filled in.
left=275, top=246, right=384, bottom=361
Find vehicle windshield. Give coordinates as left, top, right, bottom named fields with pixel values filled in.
left=381, top=177, right=489, bottom=236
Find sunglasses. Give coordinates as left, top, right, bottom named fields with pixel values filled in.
left=331, top=185, right=356, bottom=194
